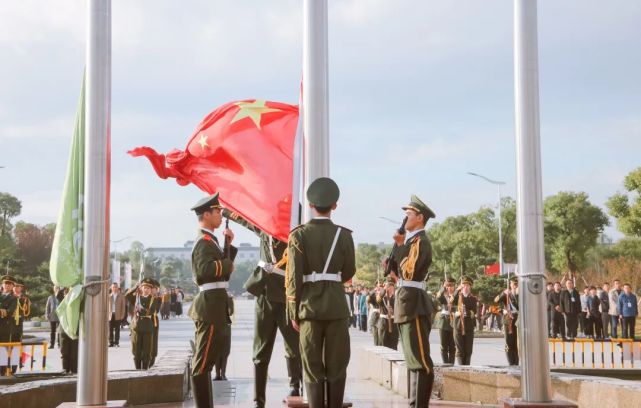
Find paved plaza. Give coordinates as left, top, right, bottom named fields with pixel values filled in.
left=29, top=298, right=510, bottom=407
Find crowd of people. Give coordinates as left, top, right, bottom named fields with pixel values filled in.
left=350, top=274, right=640, bottom=369
left=546, top=278, right=639, bottom=341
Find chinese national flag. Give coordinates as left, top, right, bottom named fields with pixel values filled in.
left=128, top=99, right=299, bottom=242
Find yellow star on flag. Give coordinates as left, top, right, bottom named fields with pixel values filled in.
left=230, top=100, right=281, bottom=130
left=197, top=133, right=209, bottom=150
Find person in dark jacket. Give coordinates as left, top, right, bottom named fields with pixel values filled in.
left=547, top=282, right=565, bottom=339
left=586, top=286, right=602, bottom=339
left=560, top=280, right=581, bottom=340
left=598, top=283, right=610, bottom=338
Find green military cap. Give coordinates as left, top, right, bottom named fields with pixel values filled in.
left=461, top=276, right=474, bottom=285
left=509, top=276, right=518, bottom=283
left=140, top=278, right=155, bottom=288
left=444, top=277, right=456, bottom=284
left=402, top=195, right=436, bottom=220
left=14, top=278, right=25, bottom=288
left=1, top=275, right=17, bottom=285
left=306, top=177, right=340, bottom=208
left=191, top=193, right=222, bottom=214
left=150, top=278, right=161, bottom=288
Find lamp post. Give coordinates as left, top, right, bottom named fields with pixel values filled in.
left=467, top=172, right=506, bottom=277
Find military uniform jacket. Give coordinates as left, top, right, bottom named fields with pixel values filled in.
left=0, top=292, right=17, bottom=324
left=124, top=291, right=157, bottom=334
left=436, top=288, right=455, bottom=331
left=392, top=230, right=434, bottom=324
left=285, top=218, right=356, bottom=321
left=452, top=290, right=477, bottom=334
left=188, top=229, right=238, bottom=324
left=224, top=209, right=288, bottom=303
left=494, top=291, right=519, bottom=325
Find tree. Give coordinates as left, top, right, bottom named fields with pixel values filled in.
left=428, top=200, right=517, bottom=284
left=13, top=222, right=55, bottom=271
left=228, top=260, right=255, bottom=294
left=607, top=167, right=641, bottom=238
left=474, top=275, right=507, bottom=305
left=0, top=192, right=21, bottom=237
left=543, top=192, right=609, bottom=277
left=354, top=243, right=387, bottom=287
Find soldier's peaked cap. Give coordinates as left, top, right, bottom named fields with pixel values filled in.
left=509, top=276, right=518, bottom=283
left=402, top=195, right=436, bottom=220
left=444, top=277, right=456, bottom=283
left=306, top=177, right=340, bottom=208
left=140, top=278, right=155, bottom=288
left=461, top=276, right=474, bottom=285
left=191, top=193, right=222, bottom=214
left=1, top=275, right=17, bottom=285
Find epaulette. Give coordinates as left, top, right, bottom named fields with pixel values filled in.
left=334, top=224, right=353, bottom=233
left=289, top=224, right=305, bottom=234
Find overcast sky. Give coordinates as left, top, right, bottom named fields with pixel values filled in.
left=1, top=1, right=640, bottom=250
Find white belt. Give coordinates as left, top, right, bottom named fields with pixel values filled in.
left=199, top=282, right=229, bottom=292
left=441, top=310, right=451, bottom=316
left=303, top=271, right=342, bottom=283
left=371, top=308, right=381, bottom=313
left=257, top=260, right=286, bottom=277
left=380, top=315, right=393, bottom=320
left=396, top=279, right=425, bottom=290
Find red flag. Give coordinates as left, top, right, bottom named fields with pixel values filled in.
left=129, top=99, right=299, bottom=242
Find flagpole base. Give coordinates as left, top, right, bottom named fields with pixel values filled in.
left=285, top=396, right=352, bottom=407
left=57, top=401, right=128, bottom=408
left=499, top=398, right=577, bottom=408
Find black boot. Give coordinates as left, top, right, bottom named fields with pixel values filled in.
left=286, top=357, right=302, bottom=396
left=190, top=372, right=213, bottom=408
left=134, top=359, right=141, bottom=370
left=415, top=370, right=432, bottom=408
left=409, top=371, right=418, bottom=408
left=327, top=377, right=346, bottom=408
left=305, top=381, right=325, bottom=408
left=213, top=359, right=222, bottom=381
left=253, top=363, right=268, bottom=408
left=440, top=349, right=449, bottom=365
left=220, top=356, right=228, bottom=380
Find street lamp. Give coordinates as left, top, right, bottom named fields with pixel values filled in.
left=467, top=172, right=506, bottom=277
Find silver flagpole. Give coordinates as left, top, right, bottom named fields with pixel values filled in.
left=302, top=0, right=330, bottom=222
left=77, top=0, right=111, bottom=405
left=514, top=0, right=552, bottom=402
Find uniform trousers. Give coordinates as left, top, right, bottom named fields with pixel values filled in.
left=192, top=320, right=231, bottom=376
left=299, top=318, right=350, bottom=383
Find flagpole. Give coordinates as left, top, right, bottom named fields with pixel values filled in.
left=77, top=0, right=111, bottom=405
left=514, top=0, right=552, bottom=402
left=302, top=0, right=330, bottom=222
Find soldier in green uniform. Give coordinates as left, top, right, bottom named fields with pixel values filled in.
left=453, top=276, right=477, bottom=366
left=0, top=275, right=18, bottom=376
left=125, top=278, right=158, bottom=370
left=494, top=276, right=519, bottom=365
left=387, top=195, right=435, bottom=408
left=150, top=278, right=162, bottom=368
left=378, top=279, right=399, bottom=350
left=222, top=209, right=302, bottom=407
left=436, top=277, right=456, bottom=364
left=11, top=279, right=30, bottom=372
left=368, top=286, right=383, bottom=346
left=285, top=177, right=356, bottom=408
left=189, top=193, right=237, bottom=408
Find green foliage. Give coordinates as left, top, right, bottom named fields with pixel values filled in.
left=543, top=192, right=609, bottom=274
left=607, top=167, right=641, bottom=238
left=354, top=243, right=387, bottom=287
left=473, top=275, right=507, bottom=304
left=428, top=198, right=517, bottom=283
left=158, top=256, right=196, bottom=293
left=0, top=192, right=21, bottom=237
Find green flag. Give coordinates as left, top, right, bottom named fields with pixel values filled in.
left=50, top=77, right=85, bottom=339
